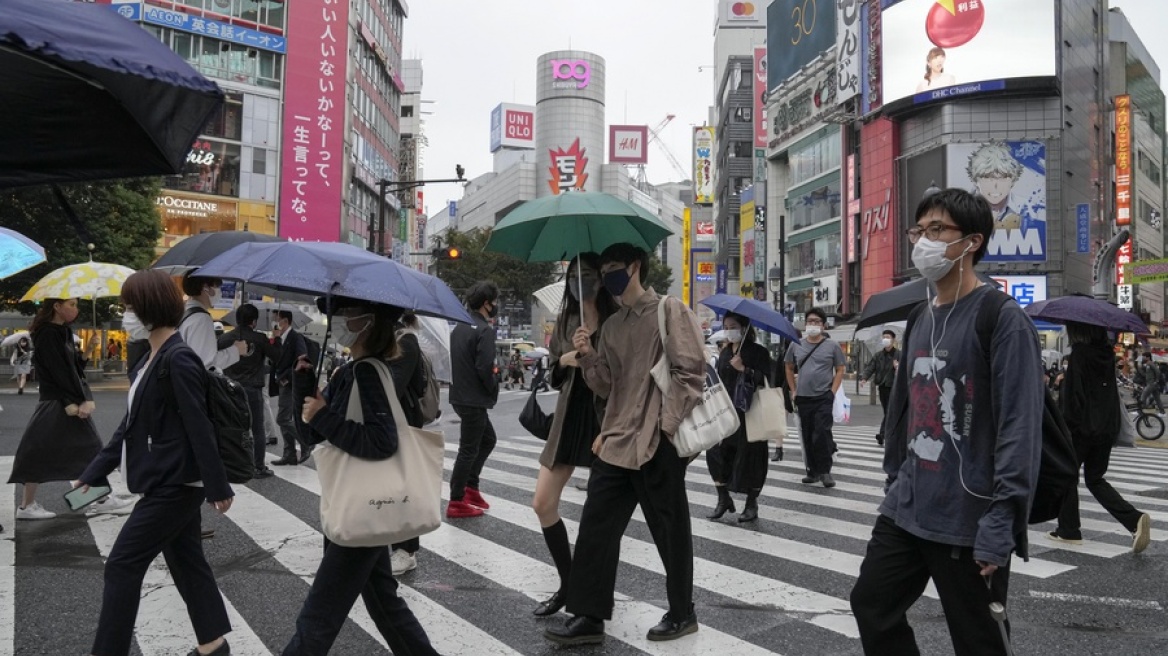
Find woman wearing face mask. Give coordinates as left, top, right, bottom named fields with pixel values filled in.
left=11, top=335, right=32, bottom=394
left=530, top=253, right=620, bottom=616
left=283, top=296, right=440, bottom=655
left=9, top=297, right=108, bottom=520
left=706, top=312, right=772, bottom=522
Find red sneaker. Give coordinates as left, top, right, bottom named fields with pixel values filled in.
left=446, top=499, right=484, bottom=518
left=464, top=486, right=490, bottom=510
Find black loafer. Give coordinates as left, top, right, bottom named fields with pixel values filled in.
left=253, top=468, right=274, bottom=479
left=271, top=456, right=297, bottom=466
left=266, top=437, right=278, bottom=446
left=187, top=638, right=229, bottom=655
left=533, top=590, right=567, bottom=617
left=298, top=446, right=314, bottom=464
left=544, top=615, right=604, bottom=645
left=647, top=611, right=698, bottom=641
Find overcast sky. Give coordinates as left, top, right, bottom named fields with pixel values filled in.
left=404, top=0, right=1167, bottom=216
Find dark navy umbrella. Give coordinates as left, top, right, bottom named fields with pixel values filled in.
left=699, top=294, right=800, bottom=343
left=193, top=241, right=475, bottom=325
left=0, top=0, right=224, bottom=188
left=153, top=232, right=284, bottom=274
left=1025, top=295, right=1149, bottom=335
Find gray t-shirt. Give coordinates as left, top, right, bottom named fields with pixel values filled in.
left=785, top=337, right=845, bottom=397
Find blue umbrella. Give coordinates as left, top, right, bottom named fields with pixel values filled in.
left=0, top=0, right=224, bottom=188
left=1025, top=295, right=1148, bottom=335
left=699, top=294, right=801, bottom=343
left=193, top=241, right=474, bottom=324
left=0, top=227, right=46, bottom=280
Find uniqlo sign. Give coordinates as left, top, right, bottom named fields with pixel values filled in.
left=489, top=103, right=535, bottom=152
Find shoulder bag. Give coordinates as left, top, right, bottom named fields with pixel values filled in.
left=315, top=359, right=444, bottom=547
left=649, top=297, right=739, bottom=458
left=746, top=376, right=788, bottom=443
left=519, top=368, right=554, bottom=440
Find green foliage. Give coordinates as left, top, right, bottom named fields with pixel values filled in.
left=0, top=178, right=163, bottom=323
left=644, top=253, right=674, bottom=296
left=433, top=228, right=558, bottom=304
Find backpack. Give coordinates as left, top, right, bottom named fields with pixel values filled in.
left=159, top=345, right=255, bottom=484
left=902, top=290, right=1078, bottom=525
left=415, top=350, right=441, bottom=425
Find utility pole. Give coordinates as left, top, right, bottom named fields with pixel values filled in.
left=370, top=164, right=466, bottom=257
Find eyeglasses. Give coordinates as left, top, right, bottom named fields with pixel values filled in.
left=905, top=223, right=962, bottom=244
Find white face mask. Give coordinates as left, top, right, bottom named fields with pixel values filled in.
left=122, top=311, right=151, bottom=342
left=805, top=325, right=822, bottom=338
left=204, top=286, right=219, bottom=301
left=724, top=329, right=743, bottom=343
left=911, top=235, right=972, bottom=282
left=881, top=337, right=893, bottom=348
left=332, top=314, right=372, bottom=348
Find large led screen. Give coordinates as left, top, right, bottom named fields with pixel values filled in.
left=880, top=0, right=1056, bottom=108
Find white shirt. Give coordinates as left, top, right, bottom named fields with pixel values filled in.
left=178, top=299, right=239, bottom=372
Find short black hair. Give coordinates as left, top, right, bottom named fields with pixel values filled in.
left=599, top=243, right=650, bottom=283
left=181, top=272, right=222, bottom=297
left=466, top=281, right=499, bottom=311
left=805, top=307, right=827, bottom=324
left=914, top=188, right=994, bottom=264
left=276, top=310, right=294, bottom=324
left=882, top=329, right=896, bottom=339
left=236, top=303, right=259, bottom=327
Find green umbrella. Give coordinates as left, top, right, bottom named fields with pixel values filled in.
left=485, top=191, right=674, bottom=262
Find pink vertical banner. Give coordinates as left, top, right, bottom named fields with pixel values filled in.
left=753, top=46, right=767, bottom=149
left=279, top=0, right=349, bottom=241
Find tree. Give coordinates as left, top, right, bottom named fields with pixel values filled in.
left=644, top=253, right=674, bottom=296
left=0, top=178, right=163, bottom=323
left=432, top=228, right=558, bottom=323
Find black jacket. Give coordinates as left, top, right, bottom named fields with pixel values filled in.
left=223, top=325, right=279, bottom=389
left=32, top=322, right=92, bottom=405
left=80, top=334, right=233, bottom=502
left=863, top=347, right=899, bottom=388
left=717, top=340, right=770, bottom=410
left=389, top=332, right=426, bottom=428
left=449, top=312, right=498, bottom=408
left=269, top=328, right=307, bottom=396
left=1060, top=340, right=1121, bottom=444
left=305, top=358, right=399, bottom=458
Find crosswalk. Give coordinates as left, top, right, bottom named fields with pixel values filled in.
left=4, top=420, right=1168, bottom=655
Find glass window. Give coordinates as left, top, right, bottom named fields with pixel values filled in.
left=788, top=181, right=842, bottom=231
left=167, top=139, right=242, bottom=197
left=252, top=147, right=267, bottom=175
left=202, top=92, right=243, bottom=140
left=787, top=233, right=842, bottom=278
left=172, top=32, right=194, bottom=60
left=789, top=134, right=842, bottom=187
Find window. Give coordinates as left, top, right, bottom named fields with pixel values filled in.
left=252, top=147, right=267, bottom=175
left=168, top=139, right=242, bottom=197
left=789, top=181, right=842, bottom=230
left=787, top=233, right=842, bottom=278
left=733, top=107, right=753, bottom=123
left=1138, top=150, right=1162, bottom=186
left=202, top=92, right=243, bottom=140
left=789, top=133, right=841, bottom=187
left=402, top=105, right=414, bottom=118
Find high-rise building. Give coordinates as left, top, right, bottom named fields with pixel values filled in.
left=400, top=59, right=426, bottom=270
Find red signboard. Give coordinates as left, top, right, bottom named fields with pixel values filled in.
left=1116, top=94, right=1132, bottom=226
left=1117, top=239, right=1132, bottom=285
left=753, top=46, right=767, bottom=149
left=859, top=118, right=899, bottom=304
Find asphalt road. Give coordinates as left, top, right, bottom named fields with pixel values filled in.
left=1, top=383, right=1167, bottom=655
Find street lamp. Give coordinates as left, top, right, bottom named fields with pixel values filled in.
left=767, top=265, right=783, bottom=311
left=371, top=164, right=466, bottom=257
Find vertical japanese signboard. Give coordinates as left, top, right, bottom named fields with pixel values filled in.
left=836, top=0, right=861, bottom=101
left=1076, top=203, right=1090, bottom=253
left=693, top=127, right=715, bottom=205
left=753, top=47, right=767, bottom=148
left=1115, top=94, right=1132, bottom=226
left=682, top=208, right=692, bottom=306
left=279, top=0, right=348, bottom=241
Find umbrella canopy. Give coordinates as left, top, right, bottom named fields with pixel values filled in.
left=0, top=0, right=224, bottom=188
left=533, top=280, right=565, bottom=313
left=193, top=241, right=474, bottom=324
left=699, top=294, right=801, bottom=343
left=153, top=232, right=284, bottom=274
left=1, top=331, right=30, bottom=348
left=415, top=316, right=452, bottom=384
left=707, top=329, right=729, bottom=344
left=0, top=227, right=46, bottom=280
left=1024, top=296, right=1149, bottom=335
left=529, top=347, right=550, bottom=358
left=857, top=273, right=1002, bottom=329
left=221, top=300, right=313, bottom=332
left=21, top=261, right=135, bottom=301
left=485, top=191, right=674, bottom=262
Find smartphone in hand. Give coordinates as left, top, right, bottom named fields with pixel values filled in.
left=64, top=484, right=112, bottom=511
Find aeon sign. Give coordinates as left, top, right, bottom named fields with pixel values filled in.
left=551, top=59, right=591, bottom=89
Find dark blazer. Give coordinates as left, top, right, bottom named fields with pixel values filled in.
left=389, top=332, right=425, bottom=428
left=223, top=325, right=279, bottom=389
left=80, top=333, right=233, bottom=502
left=449, top=312, right=499, bottom=408
left=32, top=322, right=92, bottom=405
left=269, top=328, right=307, bottom=396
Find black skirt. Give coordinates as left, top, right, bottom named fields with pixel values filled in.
left=8, top=400, right=104, bottom=484
left=554, top=369, right=599, bottom=468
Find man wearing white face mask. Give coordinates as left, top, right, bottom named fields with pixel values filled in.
left=784, top=307, right=846, bottom=488
left=861, top=330, right=899, bottom=446
left=850, top=188, right=1043, bottom=656
left=178, top=273, right=247, bottom=373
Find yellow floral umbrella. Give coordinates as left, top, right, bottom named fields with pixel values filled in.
left=20, top=261, right=136, bottom=301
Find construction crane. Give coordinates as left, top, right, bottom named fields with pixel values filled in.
left=634, top=114, right=690, bottom=189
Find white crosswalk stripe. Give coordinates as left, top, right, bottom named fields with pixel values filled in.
left=6, top=421, right=1168, bottom=655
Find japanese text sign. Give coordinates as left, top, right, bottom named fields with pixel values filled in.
left=1116, top=95, right=1132, bottom=226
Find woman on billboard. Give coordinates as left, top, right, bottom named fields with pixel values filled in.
left=915, top=46, right=956, bottom=92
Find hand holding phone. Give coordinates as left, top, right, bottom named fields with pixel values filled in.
left=64, top=483, right=112, bottom=511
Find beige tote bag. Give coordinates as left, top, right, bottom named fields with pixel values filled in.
left=315, top=358, right=444, bottom=547
left=745, top=378, right=788, bottom=443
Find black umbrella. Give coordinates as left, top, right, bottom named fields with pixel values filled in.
left=0, top=0, right=224, bottom=188
left=857, top=272, right=1002, bottom=329
left=153, top=232, right=284, bottom=274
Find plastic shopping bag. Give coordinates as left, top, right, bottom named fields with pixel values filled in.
left=833, top=388, right=851, bottom=424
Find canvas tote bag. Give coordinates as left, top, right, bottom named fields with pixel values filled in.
left=316, top=358, right=444, bottom=547
left=745, top=377, right=788, bottom=443
left=649, top=297, right=739, bottom=458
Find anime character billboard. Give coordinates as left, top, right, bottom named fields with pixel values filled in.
left=946, top=141, right=1047, bottom=263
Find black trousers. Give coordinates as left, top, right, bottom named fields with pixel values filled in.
left=449, top=404, right=497, bottom=500
left=283, top=539, right=438, bottom=656
left=876, top=385, right=891, bottom=440
left=850, top=515, right=1012, bottom=656
left=1058, top=438, right=1143, bottom=535
left=243, top=386, right=266, bottom=469
left=705, top=416, right=768, bottom=493
left=92, top=485, right=230, bottom=656
left=796, top=392, right=835, bottom=476
left=278, top=383, right=310, bottom=458
left=566, top=436, right=694, bottom=622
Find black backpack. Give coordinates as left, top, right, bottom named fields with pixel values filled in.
left=158, top=344, right=255, bottom=484
left=902, top=290, right=1078, bottom=525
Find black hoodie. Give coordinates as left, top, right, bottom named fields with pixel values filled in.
left=1059, top=340, right=1121, bottom=444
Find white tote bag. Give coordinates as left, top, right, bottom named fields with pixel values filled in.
left=833, top=388, right=852, bottom=424
left=649, top=298, right=740, bottom=458
left=315, top=359, right=444, bottom=547
left=745, top=378, right=788, bottom=443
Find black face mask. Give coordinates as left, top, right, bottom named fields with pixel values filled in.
left=603, top=268, right=632, bottom=297
left=486, top=301, right=499, bottom=319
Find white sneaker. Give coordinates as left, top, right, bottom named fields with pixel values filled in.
left=1133, top=513, right=1152, bottom=554
left=391, top=549, right=417, bottom=575
left=16, top=501, right=56, bottom=520
left=87, top=494, right=137, bottom=515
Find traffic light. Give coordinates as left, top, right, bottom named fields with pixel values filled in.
left=432, top=247, right=461, bottom=260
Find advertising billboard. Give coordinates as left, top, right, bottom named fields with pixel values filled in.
left=946, top=141, right=1047, bottom=263
left=766, top=0, right=836, bottom=94
left=861, top=0, right=883, bottom=114
left=1125, top=258, right=1168, bottom=285
left=1115, top=95, right=1133, bottom=226
left=547, top=138, right=590, bottom=195
left=881, top=0, right=1056, bottom=108
left=989, top=275, right=1047, bottom=308
left=836, top=0, right=861, bottom=101
left=740, top=187, right=755, bottom=297
left=695, top=221, right=715, bottom=241
left=753, top=47, right=768, bottom=148
left=489, top=103, right=535, bottom=152
left=693, top=127, right=715, bottom=205
left=279, top=0, right=348, bottom=241
left=719, top=0, right=763, bottom=26
left=609, top=125, right=649, bottom=164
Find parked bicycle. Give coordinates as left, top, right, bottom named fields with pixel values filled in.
left=1123, top=385, right=1165, bottom=440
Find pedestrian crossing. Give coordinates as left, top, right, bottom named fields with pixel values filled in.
left=4, top=421, right=1168, bottom=655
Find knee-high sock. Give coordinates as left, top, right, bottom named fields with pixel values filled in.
left=541, top=519, right=572, bottom=591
